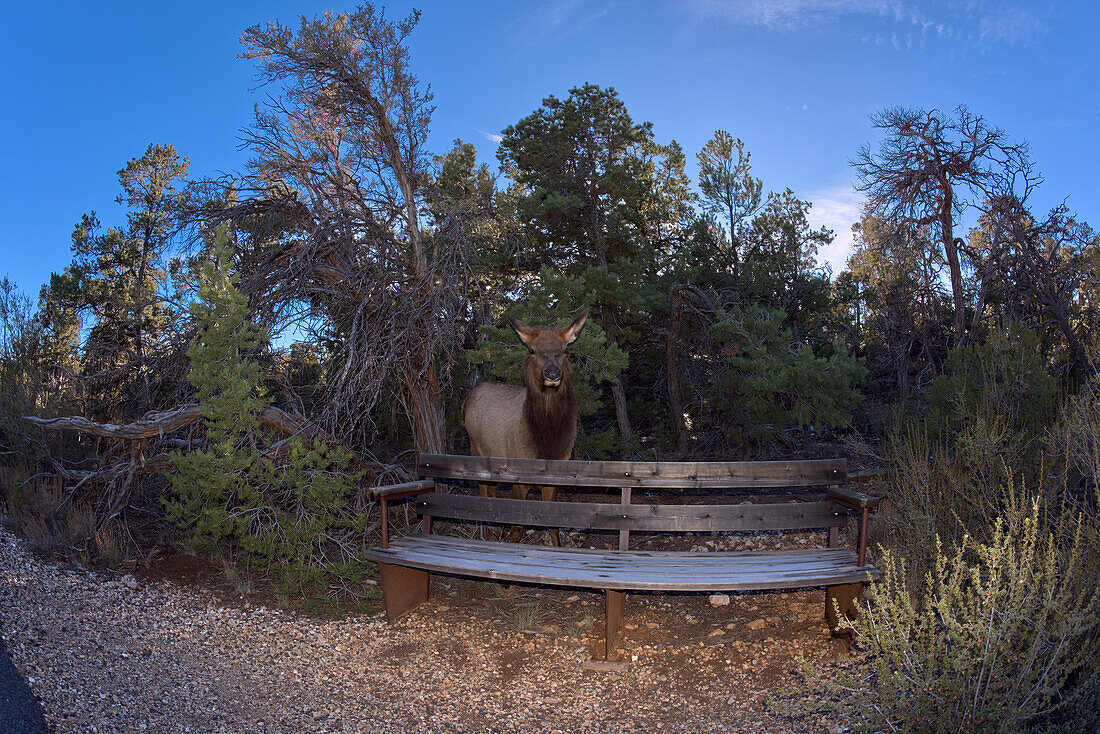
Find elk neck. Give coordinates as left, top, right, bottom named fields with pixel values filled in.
left=522, top=363, right=578, bottom=460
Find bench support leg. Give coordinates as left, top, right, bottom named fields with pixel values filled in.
left=605, top=589, right=625, bottom=660
left=825, top=582, right=863, bottom=635
left=378, top=563, right=429, bottom=623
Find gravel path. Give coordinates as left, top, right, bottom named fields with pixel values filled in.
left=1, top=526, right=845, bottom=733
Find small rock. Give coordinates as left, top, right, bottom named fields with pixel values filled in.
left=746, top=618, right=767, bottom=630
left=121, top=574, right=139, bottom=590
left=581, top=660, right=629, bottom=672
left=709, top=629, right=725, bottom=637
left=709, top=594, right=730, bottom=607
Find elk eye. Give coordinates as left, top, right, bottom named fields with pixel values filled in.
left=528, top=348, right=534, bottom=354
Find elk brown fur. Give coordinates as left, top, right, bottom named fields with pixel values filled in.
left=463, top=312, right=587, bottom=544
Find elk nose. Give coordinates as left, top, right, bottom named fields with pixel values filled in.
left=543, top=366, right=562, bottom=382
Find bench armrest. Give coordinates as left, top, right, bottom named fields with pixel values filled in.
left=827, top=486, right=880, bottom=510
left=372, top=479, right=435, bottom=500
left=828, top=486, right=879, bottom=567
left=373, top=480, right=435, bottom=548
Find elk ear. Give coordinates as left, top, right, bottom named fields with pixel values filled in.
left=560, top=311, right=587, bottom=345
left=506, top=314, right=538, bottom=346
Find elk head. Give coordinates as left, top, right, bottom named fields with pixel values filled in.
left=507, top=312, right=587, bottom=393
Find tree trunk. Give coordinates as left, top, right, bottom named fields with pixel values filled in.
left=1040, top=285, right=1094, bottom=377
left=894, top=339, right=910, bottom=399
left=666, top=302, right=689, bottom=456
left=664, top=286, right=714, bottom=456
left=1018, top=242, right=1096, bottom=377
left=940, top=205, right=966, bottom=346
left=727, top=201, right=739, bottom=278
left=966, top=262, right=993, bottom=346
left=403, top=362, right=446, bottom=454
left=610, top=381, right=634, bottom=447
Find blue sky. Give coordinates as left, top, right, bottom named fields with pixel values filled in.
left=1, top=0, right=1096, bottom=299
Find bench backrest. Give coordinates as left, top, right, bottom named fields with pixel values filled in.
left=415, top=493, right=847, bottom=533
left=418, top=454, right=847, bottom=490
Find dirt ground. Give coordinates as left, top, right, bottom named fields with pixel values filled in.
left=1, top=517, right=863, bottom=733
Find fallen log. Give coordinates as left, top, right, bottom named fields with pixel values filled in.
left=53, top=453, right=175, bottom=485
left=25, top=405, right=201, bottom=440
left=25, top=404, right=326, bottom=443
left=22, top=404, right=389, bottom=517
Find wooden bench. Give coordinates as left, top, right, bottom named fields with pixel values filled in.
left=364, top=453, right=880, bottom=659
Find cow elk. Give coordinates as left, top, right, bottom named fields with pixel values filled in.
left=463, top=312, right=587, bottom=545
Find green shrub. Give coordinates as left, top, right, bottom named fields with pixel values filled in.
left=881, top=327, right=1066, bottom=568
left=828, top=503, right=1099, bottom=733
left=709, top=303, right=866, bottom=449
left=926, top=324, right=1061, bottom=448
left=166, top=224, right=369, bottom=613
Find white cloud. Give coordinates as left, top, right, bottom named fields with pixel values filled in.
left=680, top=0, right=1049, bottom=50
left=684, top=0, right=896, bottom=30
left=978, top=5, right=1049, bottom=47
left=477, top=129, right=504, bottom=144
left=511, top=0, right=614, bottom=43
left=805, top=184, right=865, bottom=276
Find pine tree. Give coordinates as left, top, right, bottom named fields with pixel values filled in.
left=167, top=224, right=367, bottom=610
left=166, top=223, right=268, bottom=552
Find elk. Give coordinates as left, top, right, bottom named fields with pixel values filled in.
left=463, top=312, right=587, bottom=546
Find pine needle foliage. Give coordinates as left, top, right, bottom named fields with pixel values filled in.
left=166, top=224, right=368, bottom=612
left=710, top=304, right=866, bottom=449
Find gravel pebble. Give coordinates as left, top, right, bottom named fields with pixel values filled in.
left=1, top=526, right=845, bottom=733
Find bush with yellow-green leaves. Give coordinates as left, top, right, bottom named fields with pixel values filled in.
left=822, top=501, right=1098, bottom=733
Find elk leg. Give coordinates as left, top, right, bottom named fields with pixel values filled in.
left=478, top=483, right=508, bottom=541
left=541, top=485, right=561, bottom=547
left=509, top=484, right=528, bottom=542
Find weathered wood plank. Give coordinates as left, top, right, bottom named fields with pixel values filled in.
left=606, top=590, right=625, bottom=660
left=827, top=486, right=880, bottom=509
left=405, top=533, right=850, bottom=559
left=416, top=493, right=846, bottom=532
left=395, top=538, right=855, bottom=573
left=372, top=479, right=435, bottom=499
left=619, top=487, right=631, bottom=551
left=378, top=562, right=429, bottom=622
left=383, top=536, right=866, bottom=569
left=387, top=553, right=860, bottom=580
left=387, top=547, right=859, bottom=577
left=419, top=454, right=847, bottom=489
left=365, top=556, right=879, bottom=590
left=363, top=537, right=880, bottom=591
